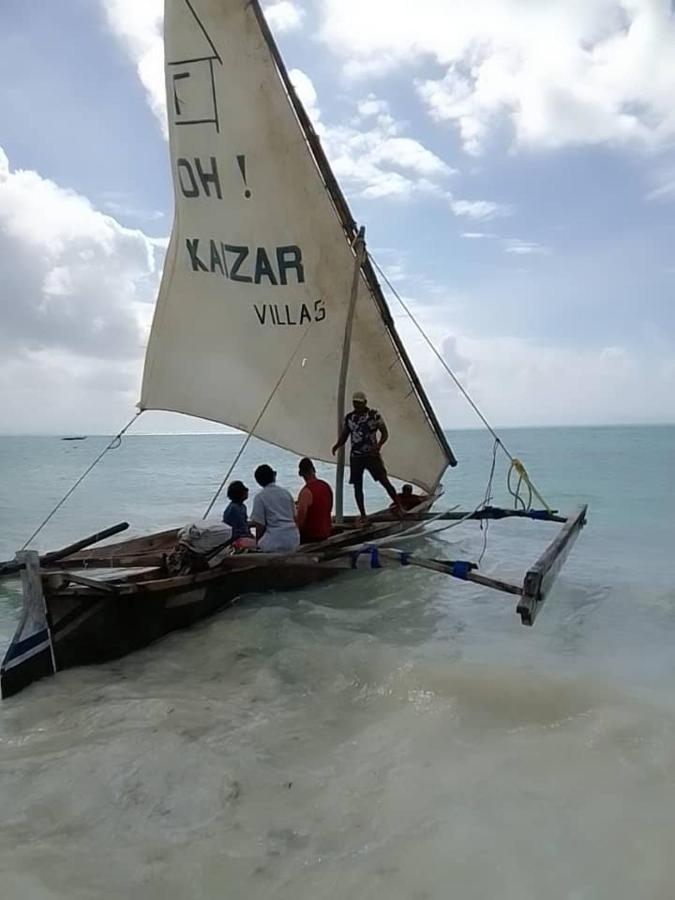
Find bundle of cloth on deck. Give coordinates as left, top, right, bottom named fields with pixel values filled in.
left=166, top=523, right=233, bottom=575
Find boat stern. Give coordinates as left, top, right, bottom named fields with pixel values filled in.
left=1, top=551, right=56, bottom=699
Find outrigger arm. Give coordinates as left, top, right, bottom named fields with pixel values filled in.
left=337, top=505, right=588, bottom=627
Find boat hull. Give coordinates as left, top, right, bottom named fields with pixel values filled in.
left=1, top=500, right=588, bottom=699
left=50, top=561, right=342, bottom=675
left=1, top=511, right=417, bottom=698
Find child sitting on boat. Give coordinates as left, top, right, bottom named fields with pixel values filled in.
left=222, top=481, right=257, bottom=550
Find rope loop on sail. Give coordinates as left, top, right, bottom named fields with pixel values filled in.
left=20, top=411, right=143, bottom=550
left=369, top=253, right=554, bottom=515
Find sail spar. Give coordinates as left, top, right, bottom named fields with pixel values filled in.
left=140, top=0, right=455, bottom=491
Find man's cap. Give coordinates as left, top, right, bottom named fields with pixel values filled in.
left=352, top=391, right=367, bottom=403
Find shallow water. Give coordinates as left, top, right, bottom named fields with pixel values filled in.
left=1, top=427, right=674, bottom=898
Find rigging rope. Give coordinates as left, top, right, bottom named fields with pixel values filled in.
left=20, top=411, right=142, bottom=550
left=508, top=458, right=533, bottom=512
left=478, top=438, right=499, bottom=564
left=202, top=328, right=311, bottom=520
left=369, top=254, right=553, bottom=514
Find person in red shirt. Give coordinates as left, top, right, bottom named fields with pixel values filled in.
left=296, top=457, right=334, bottom=544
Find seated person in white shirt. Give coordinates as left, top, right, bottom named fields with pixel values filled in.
left=250, top=464, right=300, bottom=553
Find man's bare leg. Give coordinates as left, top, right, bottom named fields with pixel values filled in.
left=381, top=476, right=404, bottom=515
left=354, top=483, right=368, bottom=524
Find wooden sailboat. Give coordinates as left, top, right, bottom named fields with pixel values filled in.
left=0, top=0, right=587, bottom=699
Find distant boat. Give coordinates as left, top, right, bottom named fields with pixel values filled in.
left=61, top=436, right=88, bottom=442
left=0, top=0, right=587, bottom=700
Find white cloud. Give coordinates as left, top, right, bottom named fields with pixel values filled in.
left=326, top=123, right=452, bottom=200
left=263, top=1, right=305, bottom=32
left=646, top=166, right=675, bottom=201
left=451, top=199, right=511, bottom=221
left=100, top=0, right=166, bottom=134
left=461, top=232, right=496, bottom=239
left=375, top=264, right=674, bottom=427
left=289, top=68, right=322, bottom=127
left=357, top=94, right=391, bottom=119
left=100, top=3, right=454, bottom=203
left=99, top=192, right=164, bottom=224
left=445, top=334, right=673, bottom=427
left=503, top=238, right=550, bottom=255
left=396, top=314, right=675, bottom=428
left=371, top=137, right=451, bottom=178
left=0, top=146, right=162, bottom=433
left=289, top=72, right=454, bottom=199
left=319, top=0, right=675, bottom=155
left=100, top=0, right=305, bottom=137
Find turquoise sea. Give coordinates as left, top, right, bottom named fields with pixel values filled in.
left=1, top=426, right=674, bottom=899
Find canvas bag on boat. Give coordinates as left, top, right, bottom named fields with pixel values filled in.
left=178, top=523, right=233, bottom=556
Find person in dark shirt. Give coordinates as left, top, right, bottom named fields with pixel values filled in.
left=390, top=484, right=426, bottom=511
left=222, top=481, right=256, bottom=549
left=332, top=390, right=402, bottom=523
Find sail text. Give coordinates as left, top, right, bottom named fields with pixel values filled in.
left=185, top=239, right=305, bottom=285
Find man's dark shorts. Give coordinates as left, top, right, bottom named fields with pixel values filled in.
left=349, top=453, right=388, bottom=487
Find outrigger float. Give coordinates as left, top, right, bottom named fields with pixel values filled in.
left=0, top=0, right=587, bottom=699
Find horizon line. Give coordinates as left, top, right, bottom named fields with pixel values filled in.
left=1, top=421, right=674, bottom=438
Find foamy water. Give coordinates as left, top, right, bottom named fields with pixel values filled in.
left=1, top=429, right=675, bottom=898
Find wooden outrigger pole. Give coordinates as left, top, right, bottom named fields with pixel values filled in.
left=518, top=504, right=588, bottom=625
left=334, top=504, right=589, bottom=626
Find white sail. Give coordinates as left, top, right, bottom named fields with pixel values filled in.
left=140, top=0, right=454, bottom=491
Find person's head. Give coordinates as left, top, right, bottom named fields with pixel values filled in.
left=352, top=390, right=367, bottom=412
left=298, top=457, right=316, bottom=480
left=401, top=484, right=413, bottom=496
left=226, top=480, right=248, bottom=504
left=254, top=464, right=276, bottom=487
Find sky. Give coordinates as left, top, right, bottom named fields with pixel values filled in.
left=1, top=0, right=675, bottom=434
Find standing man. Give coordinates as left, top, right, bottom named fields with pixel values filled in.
left=332, top=391, right=402, bottom=523
left=296, top=458, right=333, bottom=544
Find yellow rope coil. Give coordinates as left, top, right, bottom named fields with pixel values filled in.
left=509, top=458, right=553, bottom=514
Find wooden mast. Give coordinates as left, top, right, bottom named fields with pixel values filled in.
left=250, top=0, right=457, bottom=473
left=335, top=227, right=366, bottom=522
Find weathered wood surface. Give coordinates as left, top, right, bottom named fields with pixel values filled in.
left=517, top=505, right=588, bottom=626
left=59, top=573, right=120, bottom=593
left=63, top=528, right=177, bottom=562
left=17, top=550, right=56, bottom=674
left=0, top=523, right=130, bottom=578
left=342, top=507, right=565, bottom=525
left=46, top=554, right=166, bottom=571
left=346, top=546, right=523, bottom=597
left=8, top=498, right=564, bottom=580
